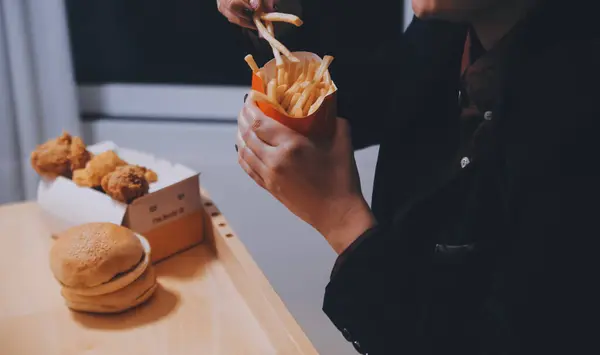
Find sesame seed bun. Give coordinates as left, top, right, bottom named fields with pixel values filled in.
left=61, top=234, right=151, bottom=296
left=49, top=223, right=145, bottom=289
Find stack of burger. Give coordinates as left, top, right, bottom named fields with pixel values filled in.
left=49, top=222, right=158, bottom=313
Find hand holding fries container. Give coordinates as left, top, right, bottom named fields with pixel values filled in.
left=37, top=141, right=205, bottom=263
left=252, top=52, right=337, bottom=139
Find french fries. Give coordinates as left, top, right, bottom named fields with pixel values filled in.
left=244, top=54, right=259, bottom=73
left=244, top=11, right=336, bottom=118
left=276, top=84, right=287, bottom=101
left=265, top=21, right=283, bottom=68
left=249, top=90, right=287, bottom=115
left=288, top=55, right=334, bottom=116
left=245, top=54, right=335, bottom=118
left=260, top=12, right=303, bottom=27
left=253, top=16, right=299, bottom=63
left=267, top=79, right=278, bottom=103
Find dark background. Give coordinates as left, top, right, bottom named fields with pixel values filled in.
left=65, top=0, right=251, bottom=85
left=65, top=1, right=406, bottom=87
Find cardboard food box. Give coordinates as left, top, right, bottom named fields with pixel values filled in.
left=37, top=141, right=205, bottom=263
left=252, top=51, right=338, bottom=140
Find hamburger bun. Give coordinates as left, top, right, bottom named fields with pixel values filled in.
left=50, top=223, right=144, bottom=289
left=62, top=233, right=151, bottom=296
left=62, top=265, right=158, bottom=314
left=64, top=284, right=157, bottom=314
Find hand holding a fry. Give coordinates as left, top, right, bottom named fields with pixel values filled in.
left=237, top=99, right=376, bottom=254
left=217, top=0, right=300, bottom=31
left=217, top=0, right=261, bottom=29
left=260, top=0, right=302, bottom=37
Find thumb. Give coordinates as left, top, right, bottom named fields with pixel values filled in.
left=333, top=117, right=353, bottom=149
left=333, top=118, right=362, bottom=190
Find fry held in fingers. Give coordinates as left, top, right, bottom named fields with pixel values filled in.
left=253, top=16, right=299, bottom=63
left=260, top=12, right=303, bottom=27
left=265, top=21, right=284, bottom=67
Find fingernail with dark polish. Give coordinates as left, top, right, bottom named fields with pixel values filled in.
left=235, top=144, right=239, bottom=152
left=273, top=4, right=279, bottom=11
left=244, top=93, right=248, bottom=102
left=243, top=8, right=253, bottom=16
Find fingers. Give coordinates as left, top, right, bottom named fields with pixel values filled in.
left=218, top=0, right=257, bottom=29
left=334, top=117, right=352, bottom=143
left=249, top=0, right=261, bottom=10
left=333, top=117, right=354, bottom=150
left=238, top=153, right=266, bottom=189
left=262, top=0, right=279, bottom=12
left=241, top=98, right=303, bottom=146
left=240, top=121, right=274, bottom=163
left=237, top=103, right=271, bottom=169
left=224, top=9, right=255, bottom=29
left=236, top=129, right=268, bottom=187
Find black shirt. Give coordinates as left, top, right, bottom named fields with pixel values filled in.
left=332, top=24, right=519, bottom=276
left=242, top=2, right=600, bottom=354
left=321, top=2, right=600, bottom=354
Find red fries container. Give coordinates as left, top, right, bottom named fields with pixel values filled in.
left=251, top=52, right=337, bottom=140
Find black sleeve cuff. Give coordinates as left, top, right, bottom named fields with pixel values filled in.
left=330, top=224, right=381, bottom=280
left=323, top=221, right=436, bottom=354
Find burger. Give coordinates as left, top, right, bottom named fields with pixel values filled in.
left=61, top=266, right=157, bottom=313
left=49, top=222, right=157, bottom=313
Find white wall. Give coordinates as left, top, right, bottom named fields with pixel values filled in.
left=83, top=118, right=379, bottom=354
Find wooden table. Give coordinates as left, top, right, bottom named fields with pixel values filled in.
left=0, top=202, right=317, bottom=355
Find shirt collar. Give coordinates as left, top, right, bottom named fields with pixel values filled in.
left=460, top=22, right=522, bottom=112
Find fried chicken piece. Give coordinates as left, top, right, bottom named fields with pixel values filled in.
left=144, top=169, right=158, bottom=183
left=69, top=136, right=92, bottom=171
left=72, top=150, right=127, bottom=187
left=128, top=165, right=157, bottom=183
left=101, top=165, right=150, bottom=203
left=72, top=168, right=94, bottom=187
left=30, top=131, right=92, bottom=179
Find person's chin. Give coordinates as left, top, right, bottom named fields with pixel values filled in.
left=413, top=8, right=468, bottom=22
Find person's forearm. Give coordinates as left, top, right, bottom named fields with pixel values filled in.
left=320, top=196, right=376, bottom=255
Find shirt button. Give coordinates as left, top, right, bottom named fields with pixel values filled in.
left=352, top=340, right=366, bottom=354
left=460, top=157, right=470, bottom=168
left=341, top=328, right=352, bottom=341
left=483, top=110, right=493, bottom=120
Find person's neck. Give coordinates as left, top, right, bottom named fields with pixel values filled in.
left=471, top=0, right=540, bottom=50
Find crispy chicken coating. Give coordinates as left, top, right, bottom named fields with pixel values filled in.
left=100, top=165, right=150, bottom=203
left=69, top=136, right=92, bottom=171
left=30, top=131, right=91, bottom=179
left=72, top=150, right=127, bottom=188
left=144, top=169, right=158, bottom=183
